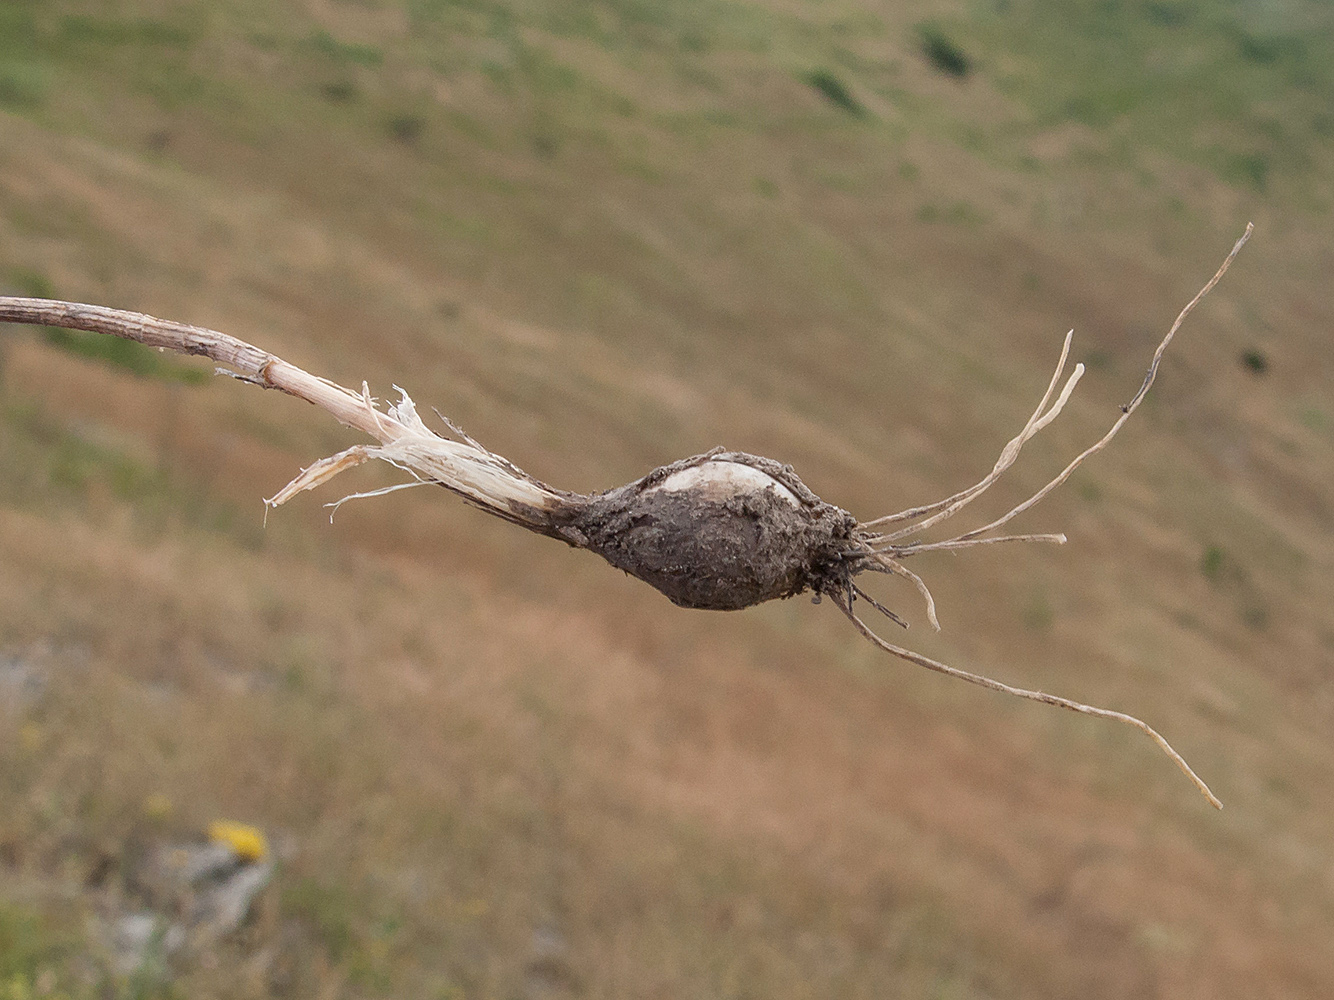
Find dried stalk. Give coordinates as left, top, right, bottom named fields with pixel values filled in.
left=0, top=224, right=1251, bottom=808
left=0, top=299, right=577, bottom=535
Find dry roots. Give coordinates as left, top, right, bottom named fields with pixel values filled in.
left=0, top=225, right=1252, bottom=808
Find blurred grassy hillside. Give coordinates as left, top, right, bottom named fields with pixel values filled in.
left=1, top=0, right=1332, bottom=996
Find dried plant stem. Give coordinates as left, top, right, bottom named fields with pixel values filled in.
left=0, top=298, right=573, bottom=528
left=0, top=299, right=395, bottom=438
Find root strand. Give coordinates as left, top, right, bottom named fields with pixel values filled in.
left=836, top=598, right=1222, bottom=809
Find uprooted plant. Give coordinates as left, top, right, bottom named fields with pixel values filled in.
left=0, top=225, right=1252, bottom=807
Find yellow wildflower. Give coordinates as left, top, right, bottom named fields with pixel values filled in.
left=207, top=821, right=268, bottom=863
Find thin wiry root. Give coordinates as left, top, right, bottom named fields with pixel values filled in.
left=939, top=225, right=1252, bottom=547
left=878, top=532, right=1067, bottom=557
left=866, top=553, right=941, bottom=631
left=850, top=582, right=909, bottom=629
left=862, top=223, right=1252, bottom=553
left=842, top=225, right=1253, bottom=807
left=854, top=225, right=1253, bottom=623
left=324, top=479, right=431, bottom=519
left=860, top=331, right=1083, bottom=541
left=836, top=595, right=1223, bottom=809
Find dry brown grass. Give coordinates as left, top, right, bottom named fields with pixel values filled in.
left=3, top=1, right=1334, bottom=997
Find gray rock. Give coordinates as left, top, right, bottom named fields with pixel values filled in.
left=0, top=652, right=47, bottom=714
left=99, top=833, right=275, bottom=976
left=95, top=911, right=185, bottom=975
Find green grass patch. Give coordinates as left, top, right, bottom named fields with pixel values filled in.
left=0, top=401, right=259, bottom=546
left=918, top=24, right=971, bottom=78
left=0, top=5, right=38, bottom=51
left=1297, top=404, right=1329, bottom=434
left=59, top=16, right=195, bottom=50
left=1143, top=2, right=1193, bottom=29
left=1241, top=602, right=1269, bottom=631
left=0, top=902, right=68, bottom=982
left=1221, top=151, right=1270, bottom=192
left=1235, top=30, right=1305, bottom=67
left=916, top=200, right=985, bottom=225
left=39, top=329, right=210, bottom=386
left=283, top=878, right=356, bottom=961
left=3, top=272, right=205, bottom=385
left=320, top=79, right=359, bottom=103
left=3, top=269, right=55, bottom=300
left=386, top=112, right=426, bottom=144
left=1022, top=590, right=1054, bottom=631
left=0, top=62, right=47, bottom=110
left=308, top=30, right=384, bottom=68
left=804, top=69, right=867, bottom=117
left=21, top=12, right=212, bottom=112
left=963, top=0, right=1334, bottom=193
left=1239, top=347, right=1269, bottom=374
left=43, top=428, right=166, bottom=502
